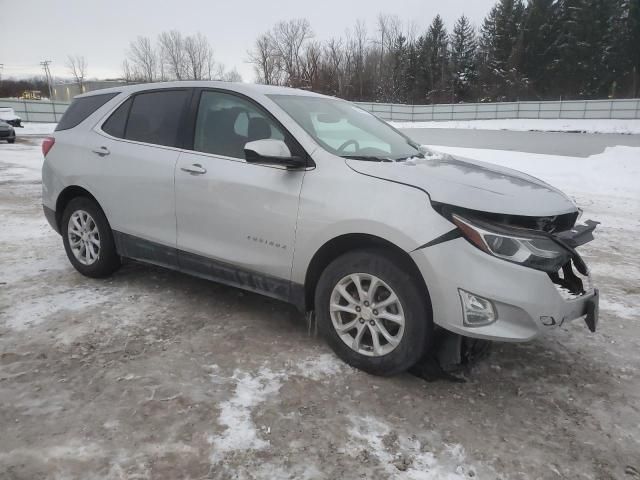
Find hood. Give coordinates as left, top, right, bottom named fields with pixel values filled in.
left=345, top=151, right=577, bottom=217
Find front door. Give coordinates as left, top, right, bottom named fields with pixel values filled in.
left=175, top=90, right=306, bottom=299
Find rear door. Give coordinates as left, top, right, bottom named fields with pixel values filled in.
left=174, top=89, right=306, bottom=295
left=90, top=88, right=191, bottom=265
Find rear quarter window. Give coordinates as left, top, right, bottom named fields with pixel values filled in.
left=124, top=90, right=190, bottom=147
left=55, top=93, right=119, bottom=131
left=101, top=98, right=133, bottom=138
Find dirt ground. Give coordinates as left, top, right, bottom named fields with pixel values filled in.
left=1, top=137, right=639, bottom=480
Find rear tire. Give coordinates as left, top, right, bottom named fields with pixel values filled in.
left=7, top=138, right=15, bottom=144
left=315, top=249, right=433, bottom=376
left=61, top=197, right=121, bottom=278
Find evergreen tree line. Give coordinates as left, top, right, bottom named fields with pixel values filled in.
left=248, top=0, right=640, bottom=103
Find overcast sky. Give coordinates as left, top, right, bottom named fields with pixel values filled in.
left=2, top=0, right=496, bottom=83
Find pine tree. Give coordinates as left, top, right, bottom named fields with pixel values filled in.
left=415, top=34, right=433, bottom=103
left=479, top=0, right=526, bottom=100
left=390, top=34, right=409, bottom=103
left=549, top=0, right=611, bottom=98
left=450, top=15, right=478, bottom=102
left=605, top=0, right=640, bottom=97
left=521, top=0, right=558, bottom=98
left=426, top=15, right=450, bottom=103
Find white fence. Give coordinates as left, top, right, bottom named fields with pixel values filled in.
left=0, top=98, right=69, bottom=123
left=2, top=97, right=640, bottom=124
left=354, top=98, right=640, bottom=122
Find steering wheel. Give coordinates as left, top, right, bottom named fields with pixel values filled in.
left=337, top=139, right=360, bottom=153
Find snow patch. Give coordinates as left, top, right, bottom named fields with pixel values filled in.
left=392, top=118, right=640, bottom=135
left=295, top=353, right=346, bottom=380
left=0, top=288, right=111, bottom=331
left=424, top=145, right=640, bottom=201
left=17, top=122, right=57, bottom=136
left=0, top=143, right=44, bottom=183
left=348, top=416, right=483, bottom=479
left=600, top=298, right=639, bottom=320
left=208, top=367, right=284, bottom=463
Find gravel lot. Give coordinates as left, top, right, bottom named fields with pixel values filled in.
left=1, top=136, right=639, bottom=480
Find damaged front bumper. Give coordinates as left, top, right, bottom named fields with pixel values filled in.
left=411, top=220, right=599, bottom=342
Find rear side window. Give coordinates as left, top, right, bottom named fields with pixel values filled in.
left=55, top=93, right=119, bottom=131
left=101, top=98, right=132, bottom=138
left=124, top=90, right=189, bottom=147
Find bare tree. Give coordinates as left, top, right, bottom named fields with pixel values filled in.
left=66, top=55, right=88, bottom=92
left=128, top=36, right=157, bottom=82
left=301, top=41, right=322, bottom=89
left=158, top=30, right=186, bottom=80
left=220, top=67, right=243, bottom=83
left=353, top=20, right=368, bottom=98
left=248, top=33, right=281, bottom=85
left=184, top=33, right=214, bottom=80
left=270, top=19, right=314, bottom=87
left=121, top=59, right=134, bottom=83
left=326, top=38, right=345, bottom=95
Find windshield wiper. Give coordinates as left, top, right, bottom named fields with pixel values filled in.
left=341, top=155, right=394, bottom=162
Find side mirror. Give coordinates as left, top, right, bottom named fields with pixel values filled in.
left=244, top=139, right=306, bottom=168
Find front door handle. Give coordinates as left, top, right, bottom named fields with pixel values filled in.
left=91, top=146, right=110, bottom=157
left=181, top=164, right=207, bottom=175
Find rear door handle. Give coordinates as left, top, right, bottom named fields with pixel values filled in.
left=91, top=146, right=110, bottom=157
left=180, top=164, right=207, bottom=175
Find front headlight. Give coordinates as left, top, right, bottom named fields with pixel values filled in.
left=451, top=214, right=570, bottom=272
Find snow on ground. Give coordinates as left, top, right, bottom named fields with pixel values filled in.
left=16, top=122, right=57, bottom=136
left=209, top=367, right=284, bottom=463
left=1, top=138, right=640, bottom=479
left=393, top=118, right=640, bottom=135
left=0, top=142, right=45, bottom=183
left=425, top=145, right=640, bottom=201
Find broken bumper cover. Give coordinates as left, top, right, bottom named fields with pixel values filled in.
left=411, top=238, right=598, bottom=342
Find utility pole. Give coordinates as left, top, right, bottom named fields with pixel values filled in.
left=40, top=60, right=54, bottom=100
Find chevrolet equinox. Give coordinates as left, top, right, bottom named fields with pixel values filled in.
left=41, top=82, right=599, bottom=375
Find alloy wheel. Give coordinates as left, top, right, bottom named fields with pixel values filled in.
left=329, top=273, right=405, bottom=357
left=68, top=210, right=101, bottom=266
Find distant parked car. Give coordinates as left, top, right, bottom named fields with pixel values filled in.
left=0, top=120, right=16, bottom=143
left=0, top=107, right=23, bottom=128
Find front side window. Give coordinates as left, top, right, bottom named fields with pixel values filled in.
left=268, top=94, right=421, bottom=161
left=193, top=91, right=286, bottom=159
left=124, top=90, right=189, bottom=147
left=56, top=93, right=119, bottom=131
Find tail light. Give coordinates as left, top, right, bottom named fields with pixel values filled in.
left=42, top=136, right=55, bottom=157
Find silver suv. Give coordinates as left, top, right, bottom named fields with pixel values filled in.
left=42, top=81, right=599, bottom=375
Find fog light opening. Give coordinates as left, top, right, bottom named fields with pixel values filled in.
left=459, top=289, right=497, bottom=327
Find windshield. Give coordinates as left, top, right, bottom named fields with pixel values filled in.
left=268, top=94, right=421, bottom=161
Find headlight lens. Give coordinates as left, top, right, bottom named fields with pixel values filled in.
left=452, top=214, right=570, bottom=272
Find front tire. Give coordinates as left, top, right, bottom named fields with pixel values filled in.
left=61, top=197, right=121, bottom=278
left=315, top=249, right=433, bottom=376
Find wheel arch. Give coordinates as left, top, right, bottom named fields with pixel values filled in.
left=302, top=233, right=431, bottom=313
left=55, top=185, right=102, bottom=231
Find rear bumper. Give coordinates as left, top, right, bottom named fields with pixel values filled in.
left=43, top=205, right=60, bottom=234
left=411, top=238, right=597, bottom=342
